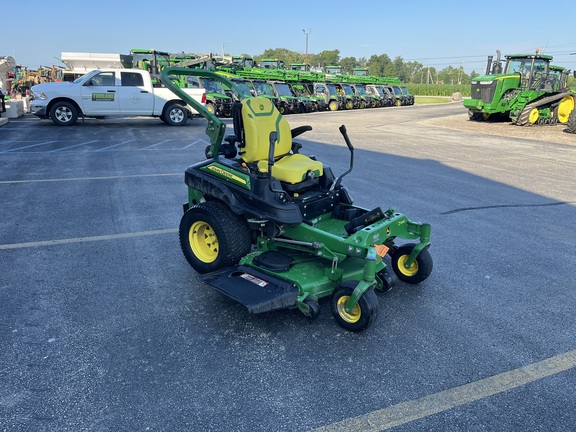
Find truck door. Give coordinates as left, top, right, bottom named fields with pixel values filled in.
left=80, top=71, right=120, bottom=114
left=117, top=71, right=154, bottom=114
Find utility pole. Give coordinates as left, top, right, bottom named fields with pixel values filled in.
left=302, top=28, right=312, bottom=62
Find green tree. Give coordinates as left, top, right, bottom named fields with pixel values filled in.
left=312, top=49, right=340, bottom=68
left=339, top=56, right=358, bottom=74
left=255, top=48, right=302, bottom=66
left=367, top=54, right=391, bottom=77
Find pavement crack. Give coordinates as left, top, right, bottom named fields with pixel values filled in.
left=440, top=201, right=574, bottom=215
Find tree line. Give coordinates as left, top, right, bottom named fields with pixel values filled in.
left=246, top=48, right=479, bottom=86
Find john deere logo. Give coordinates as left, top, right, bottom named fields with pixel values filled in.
left=259, top=104, right=264, bottom=110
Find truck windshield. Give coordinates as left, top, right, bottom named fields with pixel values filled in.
left=74, top=69, right=99, bottom=84
left=202, top=78, right=225, bottom=94
left=341, top=84, right=354, bottom=95
left=275, top=83, right=293, bottom=96
left=355, top=86, right=367, bottom=95
left=253, top=81, right=275, bottom=96
left=326, top=84, right=339, bottom=95
left=232, top=80, right=254, bottom=96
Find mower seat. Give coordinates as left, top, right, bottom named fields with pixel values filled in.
left=238, top=98, right=323, bottom=186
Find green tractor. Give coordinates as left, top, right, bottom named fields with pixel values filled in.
left=162, top=68, right=434, bottom=332
left=464, top=50, right=576, bottom=125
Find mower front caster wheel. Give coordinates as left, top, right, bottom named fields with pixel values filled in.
left=331, top=281, right=379, bottom=332
left=391, top=243, right=433, bottom=284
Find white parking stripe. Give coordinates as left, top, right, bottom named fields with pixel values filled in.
left=310, top=349, right=576, bottom=431
left=0, top=173, right=180, bottom=185
left=0, top=229, right=178, bottom=250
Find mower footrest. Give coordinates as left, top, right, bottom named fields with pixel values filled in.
left=202, top=266, right=299, bottom=314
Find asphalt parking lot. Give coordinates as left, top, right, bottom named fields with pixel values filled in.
left=1, top=104, right=575, bottom=431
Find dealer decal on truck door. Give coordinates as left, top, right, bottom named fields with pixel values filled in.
left=92, top=93, right=115, bottom=101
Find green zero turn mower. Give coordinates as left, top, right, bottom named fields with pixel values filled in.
left=162, top=68, right=433, bottom=332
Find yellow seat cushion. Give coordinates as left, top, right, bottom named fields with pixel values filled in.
left=257, top=154, right=323, bottom=184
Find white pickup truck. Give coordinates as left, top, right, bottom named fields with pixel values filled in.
left=30, top=69, right=206, bottom=126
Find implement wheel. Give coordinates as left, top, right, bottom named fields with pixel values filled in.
left=331, top=281, right=379, bottom=332
left=391, top=243, right=433, bottom=284
left=179, top=201, right=251, bottom=274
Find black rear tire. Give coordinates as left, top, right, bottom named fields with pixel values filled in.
left=179, top=201, right=252, bottom=274
left=567, top=108, right=576, bottom=134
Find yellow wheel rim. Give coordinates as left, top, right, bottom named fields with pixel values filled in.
left=397, top=255, right=418, bottom=277
left=336, top=296, right=361, bottom=323
left=189, top=221, right=218, bottom=263
left=557, top=96, right=575, bottom=123
left=529, top=108, right=540, bottom=124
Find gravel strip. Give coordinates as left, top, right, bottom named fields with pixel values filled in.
left=422, top=112, right=576, bottom=146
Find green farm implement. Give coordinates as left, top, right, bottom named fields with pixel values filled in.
left=464, top=50, right=576, bottom=125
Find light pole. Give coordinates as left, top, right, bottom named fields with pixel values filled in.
left=302, top=28, right=311, bottom=62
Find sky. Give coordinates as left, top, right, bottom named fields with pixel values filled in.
left=3, top=0, right=576, bottom=75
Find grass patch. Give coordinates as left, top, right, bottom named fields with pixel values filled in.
left=414, top=96, right=453, bottom=104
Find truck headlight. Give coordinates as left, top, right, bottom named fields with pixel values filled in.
left=32, top=91, right=47, bottom=99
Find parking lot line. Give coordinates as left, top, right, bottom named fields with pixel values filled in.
left=0, top=228, right=178, bottom=250
left=311, top=349, right=576, bottom=432
left=0, top=173, right=179, bottom=185
left=48, top=140, right=99, bottom=152
left=1, top=140, right=57, bottom=153
left=143, top=139, right=172, bottom=149
left=95, top=140, right=135, bottom=151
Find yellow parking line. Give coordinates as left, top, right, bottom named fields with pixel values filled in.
left=311, top=349, right=576, bottom=431
left=0, top=229, right=178, bottom=250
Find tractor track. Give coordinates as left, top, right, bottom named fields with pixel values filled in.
left=515, top=92, right=570, bottom=126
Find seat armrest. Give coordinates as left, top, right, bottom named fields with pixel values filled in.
left=291, top=125, right=312, bottom=138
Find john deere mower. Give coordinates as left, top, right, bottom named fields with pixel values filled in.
left=162, top=68, right=433, bottom=332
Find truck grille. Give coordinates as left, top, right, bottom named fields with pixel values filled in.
left=471, top=82, right=497, bottom=104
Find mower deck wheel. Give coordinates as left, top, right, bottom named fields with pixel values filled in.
left=330, top=281, right=379, bottom=332
left=391, top=243, right=433, bottom=284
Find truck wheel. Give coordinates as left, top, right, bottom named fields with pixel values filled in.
left=50, top=101, right=78, bottom=126
left=328, top=100, right=339, bottom=111
left=179, top=201, right=252, bottom=274
left=390, top=243, right=433, bottom=284
left=331, top=281, right=379, bottom=332
left=164, top=103, right=188, bottom=126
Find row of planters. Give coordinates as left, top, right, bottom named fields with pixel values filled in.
left=182, top=74, right=414, bottom=117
